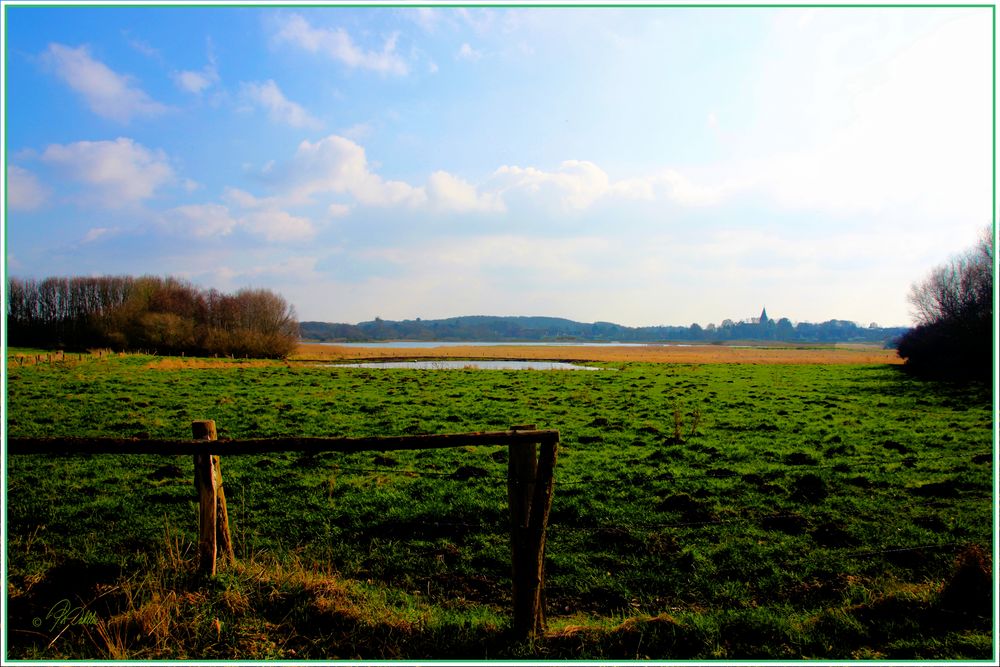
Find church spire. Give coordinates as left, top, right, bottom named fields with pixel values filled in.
left=759, top=306, right=769, bottom=324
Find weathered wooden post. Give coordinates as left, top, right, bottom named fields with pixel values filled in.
left=192, top=420, right=234, bottom=574
left=508, top=425, right=558, bottom=638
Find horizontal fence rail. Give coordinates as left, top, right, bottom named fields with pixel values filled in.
left=7, top=423, right=560, bottom=639
left=6, top=429, right=559, bottom=456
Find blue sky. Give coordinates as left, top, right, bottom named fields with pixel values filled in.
left=2, top=2, right=994, bottom=327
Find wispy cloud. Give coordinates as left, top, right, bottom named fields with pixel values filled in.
left=273, top=13, right=409, bottom=76
left=123, top=32, right=161, bottom=61
left=223, top=187, right=317, bottom=242
left=240, top=79, right=322, bottom=129
left=161, top=203, right=239, bottom=238
left=173, top=39, right=221, bottom=94
left=39, top=137, right=174, bottom=207
left=484, top=160, right=727, bottom=212
left=81, top=226, right=122, bottom=244
left=456, top=42, right=483, bottom=61
left=42, top=43, right=168, bottom=122
left=6, top=165, right=49, bottom=211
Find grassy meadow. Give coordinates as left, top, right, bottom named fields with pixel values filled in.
left=4, top=347, right=994, bottom=660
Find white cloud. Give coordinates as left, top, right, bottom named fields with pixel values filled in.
left=426, top=170, right=503, bottom=213
left=43, top=43, right=168, bottom=122
left=240, top=80, right=322, bottom=129
left=327, top=203, right=351, bottom=218
left=224, top=186, right=317, bottom=241
left=273, top=13, right=409, bottom=76
left=173, top=40, right=220, bottom=94
left=490, top=160, right=610, bottom=211
left=223, top=186, right=267, bottom=209
left=40, top=138, right=174, bottom=206
left=124, top=34, right=161, bottom=61
left=456, top=43, right=483, bottom=61
left=174, top=68, right=217, bottom=94
left=162, top=203, right=238, bottom=238
left=321, top=234, right=614, bottom=322
left=341, top=122, right=373, bottom=141
left=286, top=134, right=426, bottom=207
left=6, top=165, right=49, bottom=210
left=408, top=7, right=446, bottom=33
left=738, top=12, right=991, bottom=225
left=242, top=208, right=315, bottom=242
left=626, top=170, right=733, bottom=207
left=81, top=227, right=121, bottom=244
left=485, top=159, right=740, bottom=213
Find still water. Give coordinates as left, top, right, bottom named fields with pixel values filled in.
left=324, top=360, right=605, bottom=371
left=317, top=341, right=660, bottom=349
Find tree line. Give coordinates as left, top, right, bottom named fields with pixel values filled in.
left=897, top=229, right=993, bottom=380
left=300, top=315, right=907, bottom=345
left=6, top=275, right=299, bottom=358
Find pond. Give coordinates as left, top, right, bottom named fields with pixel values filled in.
left=322, top=360, right=606, bottom=371
left=316, top=340, right=664, bottom=348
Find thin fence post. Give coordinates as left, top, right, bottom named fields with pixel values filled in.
left=213, top=455, right=235, bottom=565
left=192, top=420, right=233, bottom=575
left=526, top=435, right=558, bottom=633
left=508, top=424, right=556, bottom=639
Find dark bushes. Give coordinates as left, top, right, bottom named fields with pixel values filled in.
left=6, top=275, right=298, bottom=358
left=896, top=230, right=993, bottom=380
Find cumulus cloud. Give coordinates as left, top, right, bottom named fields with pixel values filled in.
left=490, top=160, right=611, bottom=210
left=249, top=134, right=727, bottom=218
left=240, top=80, right=322, bottom=129
left=285, top=134, right=426, bottom=207
left=40, top=138, right=174, bottom=206
left=488, top=160, right=733, bottom=212
left=223, top=187, right=317, bottom=241
left=426, top=170, right=503, bottom=213
left=6, top=165, right=49, bottom=210
left=273, top=13, right=409, bottom=75
left=42, top=43, right=168, bottom=122
left=327, top=203, right=351, bottom=218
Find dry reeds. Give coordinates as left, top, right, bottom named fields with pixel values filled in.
left=293, top=343, right=903, bottom=366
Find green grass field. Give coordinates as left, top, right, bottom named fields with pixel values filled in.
left=4, top=351, right=994, bottom=659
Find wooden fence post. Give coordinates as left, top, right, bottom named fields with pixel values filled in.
left=192, top=420, right=234, bottom=574
left=508, top=425, right=557, bottom=639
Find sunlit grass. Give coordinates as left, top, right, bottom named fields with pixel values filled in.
left=5, top=350, right=991, bottom=659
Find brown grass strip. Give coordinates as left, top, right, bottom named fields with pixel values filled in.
left=293, top=343, right=903, bottom=365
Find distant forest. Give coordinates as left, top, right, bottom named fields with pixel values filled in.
left=301, top=315, right=908, bottom=346
left=7, top=276, right=299, bottom=358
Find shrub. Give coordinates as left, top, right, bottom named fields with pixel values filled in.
left=897, top=229, right=993, bottom=380
left=6, top=275, right=299, bottom=358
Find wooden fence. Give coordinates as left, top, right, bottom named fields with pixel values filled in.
left=7, top=421, right=559, bottom=638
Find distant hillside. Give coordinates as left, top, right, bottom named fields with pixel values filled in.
left=300, top=315, right=908, bottom=346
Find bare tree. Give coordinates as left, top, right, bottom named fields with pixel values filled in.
left=898, top=228, right=994, bottom=379
left=909, top=228, right=993, bottom=326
